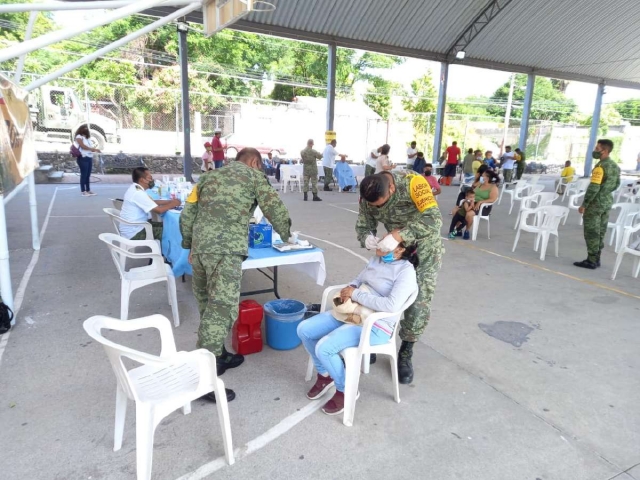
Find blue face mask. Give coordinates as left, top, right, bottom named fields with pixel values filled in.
left=381, top=252, right=395, bottom=263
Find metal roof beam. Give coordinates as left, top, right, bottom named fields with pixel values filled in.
left=446, top=0, right=513, bottom=61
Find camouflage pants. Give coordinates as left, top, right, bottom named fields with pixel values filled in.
left=516, top=162, right=525, bottom=180
left=503, top=169, right=514, bottom=183
left=303, top=173, right=318, bottom=193
left=131, top=221, right=163, bottom=241
left=323, top=167, right=333, bottom=188
left=365, top=165, right=375, bottom=177
left=191, top=253, right=243, bottom=356
left=583, top=207, right=610, bottom=262
left=399, top=232, right=444, bottom=343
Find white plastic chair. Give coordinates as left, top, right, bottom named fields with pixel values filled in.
left=614, top=184, right=635, bottom=203
left=611, top=223, right=640, bottom=280
left=83, top=315, right=234, bottom=480
left=304, top=284, right=419, bottom=427
left=564, top=192, right=585, bottom=225
left=99, top=233, right=180, bottom=327
left=512, top=205, right=569, bottom=261
left=514, top=192, right=559, bottom=229
left=104, top=207, right=153, bottom=241
left=607, top=203, right=640, bottom=253
left=556, top=175, right=579, bottom=199
left=471, top=202, right=494, bottom=241
left=280, top=165, right=301, bottom=193
left=505, top=182, right=532, bottom=214
left=110, top=198, right=124, bottom=210
left=498, top=180, right=522, bottom=206
left=565, top=178, right=590, bottom=201
left=622, top=188, right=640, bottom=204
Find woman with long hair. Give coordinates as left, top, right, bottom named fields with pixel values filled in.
left=74, top=124, right=100, bottom=196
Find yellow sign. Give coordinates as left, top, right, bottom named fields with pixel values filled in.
left=325, top=130, right=336, bottom=143
left=0, top=74, right=39, bottom=195
left=590, top=166, right=604, bottom=185
left=408, top=174, right=437, bottom=212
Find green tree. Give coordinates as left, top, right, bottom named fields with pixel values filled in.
left=402, top=71, right=437, bottom=134
left=578, top=105, right=623, bottom=135
left=487, top=74, right=578, bottom=122
left=364, top=78, right=401, bottom=120
left=610, top=98, right=640, bottom=126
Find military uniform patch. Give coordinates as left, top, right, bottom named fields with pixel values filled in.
left=186, top=185, right=198, bottom=203
left=590, top=166, right=604, bottom=185
left=408, top=174, right=437, bottom=212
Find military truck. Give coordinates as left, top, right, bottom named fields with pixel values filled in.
left=28, top=85, right=120, bottom=150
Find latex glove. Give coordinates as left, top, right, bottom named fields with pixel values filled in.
left=287, top=231, right=299, bottom=245
left=377, top=235, right=399, bottom=253
left=364, top=234, right=379, bottom=250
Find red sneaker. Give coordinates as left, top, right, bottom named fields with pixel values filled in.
left=322, top=391, right=345, bottom=415
left=307, top=373, right=335, bottom=400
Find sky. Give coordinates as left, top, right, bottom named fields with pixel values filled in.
left=52, top=11, right=640, bottom=114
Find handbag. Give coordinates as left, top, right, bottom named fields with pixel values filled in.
left=70, top=143, right=82, bottom=158
left=0, top=298, right=14, bottom=334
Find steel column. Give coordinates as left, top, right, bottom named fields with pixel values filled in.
left=326, top=42, right=336, bottom=132
left=519, top=73, right=535, bottom=151
left=432, top=62, right=449, bottom=164
left=178, top=22, right=193, bottom=181
left=584, top=83, right=605, bottom=177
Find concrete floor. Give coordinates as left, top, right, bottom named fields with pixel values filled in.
left=0, top=174, right=639, bottom=480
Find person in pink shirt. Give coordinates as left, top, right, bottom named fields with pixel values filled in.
left=201, top=142, right=213, bottom=172
left=423, top=163, right=441, bottom=197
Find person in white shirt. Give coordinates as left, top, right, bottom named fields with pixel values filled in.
left=74, top=124, right=100, bottom=196
left=322, top=139, right=346, bottom=191
left=120, top=167, right=181, bottom=240
left=366, top=146, right=381, bottom=177
left=406, top=141, right=418, bottom=168
left=500, top=145, right=516, bottom=183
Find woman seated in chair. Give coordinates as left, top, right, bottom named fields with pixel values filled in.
left=450, top=164, right=488, bottom=216
left=465, top=169, right=499, bottom=237
left=297, top=237, right=418, bottom=416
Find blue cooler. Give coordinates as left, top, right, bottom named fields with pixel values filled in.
left=263, top=299, right=307, bottom=350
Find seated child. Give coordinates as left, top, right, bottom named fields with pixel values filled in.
left=449, top=189, right=475, bottom=239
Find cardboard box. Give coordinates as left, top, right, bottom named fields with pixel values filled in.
left=249, top=222, right=272, bottom=249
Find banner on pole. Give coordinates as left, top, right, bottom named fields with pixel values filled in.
left=0, top=74, right=39, bottom=196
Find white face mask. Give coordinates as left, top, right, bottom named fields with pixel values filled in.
left=479, top=177, right=486, bottom=184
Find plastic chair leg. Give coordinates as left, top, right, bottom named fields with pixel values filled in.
left=633, top=257, right=640, bottom=278
left=362, top=353, right=370, bottom=374
left=487, top=219, right=491, bottom=240
left=512, top=230, right=521, bottom=253
left=182, top=402, right=191, bottom=415
left=554, top=235, right=559, bottom=257
left=342, top=351, right=361, bottom=427
left=135, top=404, right=156, bottom=480
left=213, top=378, right=235, bottom=465
left=167, top=276, right=180, bottom=327
left=611, top=251, right=625, bottom=280
left=305, top=356, right=314, bottom=382
left=579, top=215, right=584, bottom=226
left=390, top=352, right=400, bottom=403
left=471, top=219, right=479, bottom=241
left=540, top=234, right=550, bottom=261
left=120, top=280, right=131, bottom=321
left=113, top=385, right=127, bottom=451
left=509, top=199, right=515, bottom=215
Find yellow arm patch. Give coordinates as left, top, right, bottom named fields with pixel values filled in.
left=186, top=185, right=198, bottom=203
left=590, top=166, right=604, bottom=185
left=408, top=174, right=437, bottom=213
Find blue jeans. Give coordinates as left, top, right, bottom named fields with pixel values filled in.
left=77, top=156, right=92, bottom=192
left=297, top=312, right=391, bottom=392
left=214, top=160, right=224, bottom=169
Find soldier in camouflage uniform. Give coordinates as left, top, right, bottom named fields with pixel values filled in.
left=300, top=139, right=323, bottom=202
left=574, top=139, right=620, bottom=269
left=180, top=148, right=292, bottom=401
left=356, top=172, right=444, bottom=384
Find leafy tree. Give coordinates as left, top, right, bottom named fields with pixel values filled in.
left=487, top=74, right=578, bottom=122
left=578, top=105, right=623, bottom=135
left=364, top=78, right=401, bottom=120
left=402, top=71, right=437, bottom=134
left=610, top=99, right=640, bottom=126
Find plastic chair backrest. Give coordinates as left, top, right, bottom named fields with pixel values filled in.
left=537, top=205, right=569, bottom=230
left=104, top=207, right=123, bottom=234
left=83, top=315, right=177, bottom=402
left=612, top=203, right=640, bottom=226
left=537, top=192, right=559, bottom=206
left=575, top=178, right=590, bottom=192
left=98, top=232, right=165, bottom=278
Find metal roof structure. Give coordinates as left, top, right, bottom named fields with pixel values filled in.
left=143, top=0, right=640, bottom=90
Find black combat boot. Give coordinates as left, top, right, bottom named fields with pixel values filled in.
left=304, top=192, right=308, bottom=201
left=202, top=388, right=236, bottom=403
left=397, top=341, right=414, bottom=384
left=312, top=193, right=322, bottom=201
left=574, top=259, right=597, bottom=269
left=323, top=186, right=333, bottom=191
left=216, top=346, right=244, bottom=375
left=595, top=251, right=601, bottom=268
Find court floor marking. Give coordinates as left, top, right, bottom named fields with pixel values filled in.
left=0, top=187, right=58, bottom=370
left=299, top=233, right=368, bottom=263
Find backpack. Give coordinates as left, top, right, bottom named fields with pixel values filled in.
left=70, top=143, right=82, bottom=158
left=0, top=299, right=14, bottom=334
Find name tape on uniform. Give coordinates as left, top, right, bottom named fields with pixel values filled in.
left=408, top=174, right=437, bottom=212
